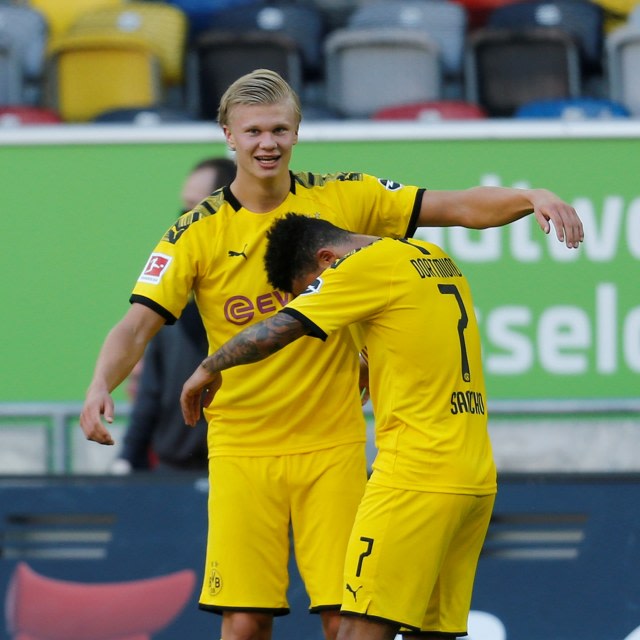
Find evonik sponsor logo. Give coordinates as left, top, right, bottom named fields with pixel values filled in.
left=224, top=290, right=291, bottom=325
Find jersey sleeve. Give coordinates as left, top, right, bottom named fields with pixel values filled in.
left=334, top=174, right=424, bottom=239
left=283, top=242, right=391, bottom=339
left=129, top=218, right=200, bottom=323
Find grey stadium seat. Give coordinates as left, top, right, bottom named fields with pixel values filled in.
left=324, top=27, right=441, bottom=118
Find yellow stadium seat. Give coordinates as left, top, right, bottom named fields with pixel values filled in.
left=28, top=0, right=124, bottom=41
left=45, top=32, right=163, bottom=122
left=67, top=1, right=188, bottom=85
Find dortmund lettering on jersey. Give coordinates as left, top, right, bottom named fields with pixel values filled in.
left=285, top=237, right=496, bottom=495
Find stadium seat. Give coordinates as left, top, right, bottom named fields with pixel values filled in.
left=450, top=0, right=520, bottom=28
left=346, top=0, right=467, bottom=80
left=628, top=3, right=640, bottom=27
left=465, top=27, right=581, bottom=117
left=67, top=1, right=188, bottom=87
left=5, top=562, right=196, bottom=640
left=324, top=27, right=441, bottom=118
left=311, top=0, right=361, bottom=30
left=0, top=106, right=62, bottom=126
left=45, top=32, right=163, bottom=122
left=585, top=0, right=636, bottom=32
left=486, top=0, right=606, bottom=74
left=93, top=105, right=197, bottom=123
left=373, top=100, right=487, bottom=120
left=28, top=0, right=125, bottom=42
left=188, top=29, right=303, bottom=120
left=514, top=96, right=630, bottom=118
left=606, top=25, right=640, bottom=115
left=208, top=1, right=326, bottom=80
left=0, top=34, right=21, bottom=108
left=164, top=0, right=264, bottom=36
left=0, top=5, right=48, bottom=106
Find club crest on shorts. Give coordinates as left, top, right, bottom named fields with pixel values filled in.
left=208, top=564, right=223, bottom=596
left=138, top=253, right=172, bottom=284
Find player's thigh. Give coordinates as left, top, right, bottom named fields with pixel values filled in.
left=421, top=493, right=495, bottom=633
left=342, top=484, right=484, bottom=631
left=200, top=455, right=292, bottom=611
left=290, top=443, right=368, bottom=609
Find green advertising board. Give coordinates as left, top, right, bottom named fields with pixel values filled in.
left=1, top=123, right=638, bottom=403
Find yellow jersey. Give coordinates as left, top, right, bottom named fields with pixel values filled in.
left=131, top=171, right=422, bottom=455
left=283, top=237, right=497, bottom=494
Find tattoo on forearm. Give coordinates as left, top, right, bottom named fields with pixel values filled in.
left=201, top=314, right=307, bottom=374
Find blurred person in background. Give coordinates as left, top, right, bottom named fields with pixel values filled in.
left=113, top=156, right=236, bottom=473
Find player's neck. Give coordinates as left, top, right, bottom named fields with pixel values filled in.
left=350, top=234, right=380, bottom=250
left=230, top=172, right=291, bottom=213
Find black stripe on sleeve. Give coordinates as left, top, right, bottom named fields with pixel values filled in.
left=199, top=199, right=216, bottom=216
left=405, top=188, right=425, bottom=238
left=129, top=294, right=178, bottom=325
left=280, top=308, right=328, bottom=341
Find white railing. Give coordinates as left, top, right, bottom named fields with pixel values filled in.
left=1, top=400, right=639, bottom=474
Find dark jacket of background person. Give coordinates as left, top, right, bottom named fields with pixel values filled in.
left=116, top=156, right=236, bottom=472
left=119, top=299, right=209, bottom=471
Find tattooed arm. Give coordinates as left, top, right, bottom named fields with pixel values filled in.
left=180, top=312, right=308, bottom=426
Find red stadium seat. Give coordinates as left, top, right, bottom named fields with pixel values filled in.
left=373, top=100, right=487, bottom=120
left=0, top=106, right=62, bottom=125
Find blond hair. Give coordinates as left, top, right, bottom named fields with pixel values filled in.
left=217, top=69, right=302, bottom=127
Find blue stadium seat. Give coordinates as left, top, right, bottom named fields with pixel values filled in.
left=164, top=0, right=265, bottom=35
left=514, top=97, right=630, bottom=118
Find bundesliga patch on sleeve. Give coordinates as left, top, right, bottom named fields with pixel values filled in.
left=301, top=276, right=323, bottom=296
left=138, top=253, right=172, bottom=284
left=378, top=178, right=403, bottom=191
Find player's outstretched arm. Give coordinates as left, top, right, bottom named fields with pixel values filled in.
left=181, top=312, right=307, bottom=426
left=80, top=304, right=164, bottom=445
left=419, top=187, right=584, bottom=249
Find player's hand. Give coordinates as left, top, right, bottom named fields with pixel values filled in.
left=181, top=364, right=222, bottom=426
left=79, top=387, right=115, bottom=445
left=530, top=189, right=584, bottom=249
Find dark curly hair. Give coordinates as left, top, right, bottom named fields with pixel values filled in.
left=264, top=213, right=351, bottom=293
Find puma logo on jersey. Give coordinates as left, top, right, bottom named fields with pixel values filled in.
left=228, top=245, right=248, bottom=259
left=346, top=583, right=363, bottom=601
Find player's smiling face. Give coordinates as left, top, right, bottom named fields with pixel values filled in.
left=224, top=101, right=299, bottom=181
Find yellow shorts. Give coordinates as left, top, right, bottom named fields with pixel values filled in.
left=341, top=481, right=495, bottom=633
left=199, top=443, right=367, bottom=614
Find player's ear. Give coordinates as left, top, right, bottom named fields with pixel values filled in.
left=222, top=126, right=235, bottom=151
left=317, top=248, right=337, bottom=267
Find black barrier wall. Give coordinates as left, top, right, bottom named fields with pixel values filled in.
left=1, top=474, right=639, bottom=640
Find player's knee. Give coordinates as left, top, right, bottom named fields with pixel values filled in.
left=221, top=611, right=273, bottom=640
left=320, top=609, right=341, bottom=640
